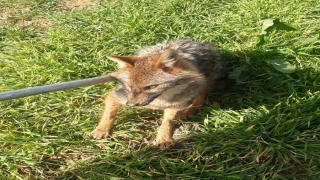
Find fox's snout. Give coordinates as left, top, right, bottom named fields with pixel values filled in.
left=126, top=98, right=149, bottom=107
left=126, top=89, right=147, bottom=106
left=125, top=88, right=159, bottom=107
left=126, top=101, right=140, bottom=106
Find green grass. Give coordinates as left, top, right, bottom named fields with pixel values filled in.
left=1, top=0, right=320, bottom=179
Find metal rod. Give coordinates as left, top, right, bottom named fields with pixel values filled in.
left=0, top=75, right=116, bottom=101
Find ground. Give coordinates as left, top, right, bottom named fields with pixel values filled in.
left=0, top=0, right=320, bottom=179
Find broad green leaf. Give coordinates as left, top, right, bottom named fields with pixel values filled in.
left=258, top=19, right=296, bottom=46
left=269, top=59, right=296, bottom=73
left=257, top=34, right=266, bottom=46
left=228, top=67, right=244, bottom=80
left=261, top=19, right=275, bottom=35
left=228, top=66, right=251, bottom=82
left=268, top=76, right=285, bottom=85
left=273, top=19, right=296, bottom=31
left=261, top=19, right=296, bottom=35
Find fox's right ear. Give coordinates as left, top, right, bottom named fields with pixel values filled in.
left=107, top=56, right=136, bottom=68
left=156, top=49, right=180, bottom=69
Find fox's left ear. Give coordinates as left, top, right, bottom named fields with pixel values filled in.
left=107, top=56, right=136, bottom=68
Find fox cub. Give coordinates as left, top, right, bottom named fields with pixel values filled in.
left=90, top=39, right=227, bottom=149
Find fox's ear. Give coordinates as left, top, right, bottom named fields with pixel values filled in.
left=107, top=56, right=136, bottom=68
left=156, top=49, right=180, bottom=68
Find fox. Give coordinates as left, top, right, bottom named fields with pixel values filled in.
left=90, top=39, right=228, bottom=149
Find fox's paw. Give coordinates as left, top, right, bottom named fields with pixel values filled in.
left=90, top=128, right=110, bottom=139
left=153, top=137, right=174, bottom=150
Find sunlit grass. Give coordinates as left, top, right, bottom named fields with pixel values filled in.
left=1, top=0, right=320, bottom=179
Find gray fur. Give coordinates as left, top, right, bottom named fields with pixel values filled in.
left=137, top=39, right=227, bottom=89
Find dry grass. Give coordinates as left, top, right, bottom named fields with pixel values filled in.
left=56, top=0, right=93, bottom=11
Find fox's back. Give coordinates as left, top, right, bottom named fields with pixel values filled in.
left=136, top=39, right=227, bottom=87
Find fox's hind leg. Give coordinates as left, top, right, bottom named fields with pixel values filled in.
left=154, top=86, right=209, bottom=149
left=90, top=90, right=123, bottom=139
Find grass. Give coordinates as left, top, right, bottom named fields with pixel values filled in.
left=1, top=0, right=320, bottom=179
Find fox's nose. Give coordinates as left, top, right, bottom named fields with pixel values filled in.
left=126, top=101, right=139, bottom=106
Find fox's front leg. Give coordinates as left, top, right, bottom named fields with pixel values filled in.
left=153, top=108, right=197, bottom=149
left=153, top=108, right=199, bottom=149
left=153, top=109, right=179, bottom=149
left=90, top=90, right=122, bottom=139
left=154, top=86, right=209, bottom=149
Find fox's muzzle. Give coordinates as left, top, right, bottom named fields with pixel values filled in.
left=126, top=101, right=140, bottom=106
left=126, top=98, right=152, bottom=107
left=126, top=91, right=162, bottom=107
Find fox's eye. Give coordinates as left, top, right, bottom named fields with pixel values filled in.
left=143, top=84, right=158, bottom=91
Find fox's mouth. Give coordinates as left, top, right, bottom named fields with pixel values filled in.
left=126, top=92, right=162, bottom=107
left=126, top=101, right=150, bottom=107
left=132, top=87, right=169, bottom=107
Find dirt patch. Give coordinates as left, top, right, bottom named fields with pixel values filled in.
left=17, top=19, right=54, bottom=28
left=0, top=18, right=54, bottom=28
left=0, top=0, right=93, bottom=27
left=57, top=0, right=93, bottom=11
left=0, top=7, right=27, bottom=25
left=0, top=7, right=27, bottom=18
left=0, top=7, right=53, bottom=28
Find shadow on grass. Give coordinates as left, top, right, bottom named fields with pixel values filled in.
left=52, top=49, right=320, bottom=179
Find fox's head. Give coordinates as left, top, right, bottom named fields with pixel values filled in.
left=108, top=49, right=204, bottom=107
